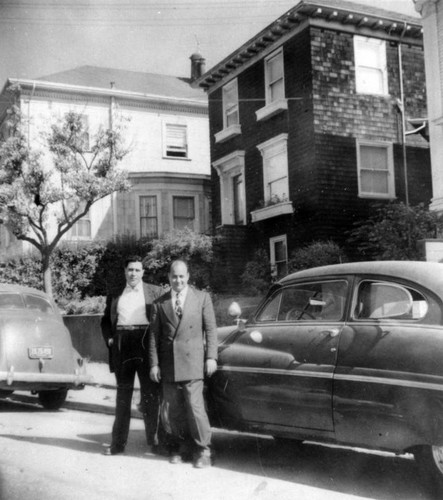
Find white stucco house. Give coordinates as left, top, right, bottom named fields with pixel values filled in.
left=0, top=61, right=211, bottom=258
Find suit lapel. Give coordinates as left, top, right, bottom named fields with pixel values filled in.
left=163, top=291, right=180, bottom=328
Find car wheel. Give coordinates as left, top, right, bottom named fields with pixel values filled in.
left=38, top=389, right=68, bottom=410
left=414, top=445, right=443, bottom=496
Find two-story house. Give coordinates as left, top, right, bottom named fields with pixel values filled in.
left=0, top=59, right=210, bottom=259
left=195, top=0, right=431, bottom=288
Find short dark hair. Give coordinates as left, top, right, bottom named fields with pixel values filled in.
left=169, top=258, right=189, bottom=274
left=124, top=255, right=143, bottom=269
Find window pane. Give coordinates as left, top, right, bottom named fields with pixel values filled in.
left=361, top=170, right=389, bottom=194
left=0, top=293, right=25, bottom=309
left=24, top=294, right=55, bottom=314
left=166, top=125, right=187, bottom=157
left=268, top=54, right=283, bottom=82
left=360, top=146, right=388, bottom=170
left=140, top=196, right=158, bottom=238
left=270, top=79, right=284, bottom=101
left=173, top=197, right=195, bottom=230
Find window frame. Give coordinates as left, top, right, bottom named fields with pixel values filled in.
left=68, top=201, right=92, bottom=240
left=354, top=35, right=388, bottom=96
left=163, top=123, right=188, bottom=159
left=139, top=194, right=159, bottom=239
left=356, top=139, right=395, bottom=199
left=270, top=234, right=288, bottom=280
left=212, top=151, right=246, bottom=225
left=173, top=195, right=196, bottom=231
left=257, top=133, right=289, bottom=204
left=265, top=49, right=285, bottom=104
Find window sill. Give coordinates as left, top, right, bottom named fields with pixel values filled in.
left=255, top=99, right=288, bottom=122
left=214, top=125, right=241, bottom=143
left=162, top=156, right=191, bottom=161
left=358, top=193, right=396, bottom=199
left=250, top=200, right=293, bottom=222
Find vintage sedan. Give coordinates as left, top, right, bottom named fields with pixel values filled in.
left=0, top=283, right=91, bottom=409
left=207, top=261, right=443, bottom=494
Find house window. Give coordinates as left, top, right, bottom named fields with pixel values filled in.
left=270, top=235, right=288, bottom=279
left=173, top=196, right=195, bottom=230
left=164, top=124, right=188, bottom=158
left=257, top=134, right=289, bottom=204
left=69, top=202, right=91, bottom=239
left=232, top=174, right=245, bottom=225
left=357, top=141, right=395, bottom=198
left=265, top=50, right=285, bottom=103
left=140, top=196, right=158, bottom=238
left=354, top=36, right=387, bottom=95
left=223, top=79, right=239, bottom=128
left=212, top=150, right=246, bottom=225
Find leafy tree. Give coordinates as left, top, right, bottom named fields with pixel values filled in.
left=346, top=202, right=443, bottom=261
left=0, top=86, right=131, bottom=296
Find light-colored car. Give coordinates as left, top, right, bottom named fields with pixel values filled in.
left=0, top=283, right=91, bottom=409
left=208, top=261, right=443, bottom=495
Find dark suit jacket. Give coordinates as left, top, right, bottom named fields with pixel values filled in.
left=101, top=282, right=163, bottom=372
left=149, top=287, right=218, bottom=382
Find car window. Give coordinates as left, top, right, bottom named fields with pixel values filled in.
left=353, top=280, right=428, bottom=320
left=0, top=292, right=25, bottom=309
left=23, top=294, right=55, bottom=314
left=256, top=280, right=348, bottom=322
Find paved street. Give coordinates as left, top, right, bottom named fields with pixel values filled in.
left=0, top=395, right=433, bottom=500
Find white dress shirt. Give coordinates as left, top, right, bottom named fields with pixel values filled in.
left=117, top=282, right=148, bottom=326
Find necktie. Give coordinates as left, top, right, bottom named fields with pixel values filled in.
left=175, top=293, right=183, bottom=318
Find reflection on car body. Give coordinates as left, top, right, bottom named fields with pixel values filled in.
left=207, top=261, right=443, bottom=495
left=0, top=283, right=91, bottom=409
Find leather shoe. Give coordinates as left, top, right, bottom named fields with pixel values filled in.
left=169, top=453, right=183, bottom=464
left=103, top=445, right=124, bottom=456
left=193, top=454, right=212, bottom=469
left=150, top=445, right=169, bottom=457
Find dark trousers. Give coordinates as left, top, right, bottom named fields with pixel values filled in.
left=112, top=330, right=165, bottom=449
left=162, top=379, right=211, bottom=456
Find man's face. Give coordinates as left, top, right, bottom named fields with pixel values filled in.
left=125, top=261, right=144, bottom=288
left=169, top=261, right=189, bottom=293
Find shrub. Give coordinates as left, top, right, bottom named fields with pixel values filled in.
left=240, top=248, right=273, bottom=295
left=346, top=202, right=443, bottom=261
left=143, top=228, right=214, bottom=288
left=60, top=295, right=106, bottom=315
left=288, top=241, right=346, bottom=273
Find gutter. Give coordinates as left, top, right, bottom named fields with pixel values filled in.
left=7, top=78, right=208, bottom=110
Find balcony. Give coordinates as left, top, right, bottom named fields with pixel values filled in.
left=250, top=200, right=294, bottom=223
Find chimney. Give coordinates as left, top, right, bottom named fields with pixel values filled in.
left=190, top=52, right=206, bottom=81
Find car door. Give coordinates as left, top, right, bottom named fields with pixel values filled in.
left=213, top=279, right=349, bottom=436
left=334, top=276, right=443, bottom=451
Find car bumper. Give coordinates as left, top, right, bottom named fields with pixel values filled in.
left=0, top=370, right=92, bottom=387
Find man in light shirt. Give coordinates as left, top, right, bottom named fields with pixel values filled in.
left=149, top=259, right=218, bottom=468
left=101, top=255, right=165, bottom=456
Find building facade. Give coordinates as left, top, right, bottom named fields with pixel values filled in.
left=196, top=0, right=431, bottom=287
left=0, top=65, right=211, bottom=259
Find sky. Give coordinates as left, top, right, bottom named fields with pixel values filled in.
left=0, top=0, right=419, bottom=87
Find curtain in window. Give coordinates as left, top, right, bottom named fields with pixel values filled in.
left=166, top=125, right=187, bottom=157
left=173, top=197, right=195, bottom=230
left=140, top=196, right=158, bottom=237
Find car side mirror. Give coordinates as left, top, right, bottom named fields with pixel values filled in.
left=228, top=301, right=246, bottom=332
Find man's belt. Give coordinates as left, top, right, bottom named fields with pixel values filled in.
left=116, top=324, right=148, bottom=331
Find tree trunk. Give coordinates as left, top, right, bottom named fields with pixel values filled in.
left=42, top=253, right=53, bottom=298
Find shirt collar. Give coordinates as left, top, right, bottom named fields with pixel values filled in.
left=173, top=286, right=188, bottom=299
left=125, top=282, right=143, bottom=292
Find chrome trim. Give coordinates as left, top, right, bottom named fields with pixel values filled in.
left=217, top=365, right=443, bottom=392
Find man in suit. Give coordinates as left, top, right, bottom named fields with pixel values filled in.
left=101, top=255, right=165, bottom=456
left=149, top=259, right=218, bottom=468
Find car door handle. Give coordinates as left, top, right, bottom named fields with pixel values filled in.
left=324, top=328, right=340, bottom=338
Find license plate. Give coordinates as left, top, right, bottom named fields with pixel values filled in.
left=28, top=347, right=53, bottom=359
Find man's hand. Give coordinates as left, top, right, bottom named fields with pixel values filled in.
left=107, top=338, right=114, bottom=347
left=205, top=358, right=217, bottom=377
left=150, top=365, right=161, bottom=383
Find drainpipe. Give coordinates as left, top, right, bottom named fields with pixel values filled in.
left=27, top=82, right=36, bottom=147
left=397, top=25, right=409, bottom=207
left=109, top=81, right=117, bottom=239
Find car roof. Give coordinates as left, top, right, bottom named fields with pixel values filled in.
left=0, top=283, right=49, bottom=297
left=279, top=261, right=443, bottom=295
